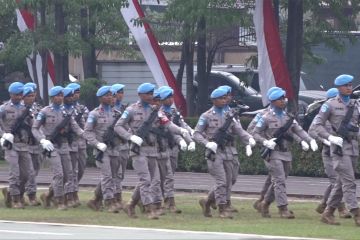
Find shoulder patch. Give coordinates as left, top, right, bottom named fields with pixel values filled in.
left=198, top=116, right=207, bottom=126
left=256, top=117, right=264, bottom=127
left=36, top=112, right=44, bottom=121
left=87, top=114, right=96, bottom=123
left=121, top=110, right=129, bottom=119
left=321, top=104, right=329, bottom=113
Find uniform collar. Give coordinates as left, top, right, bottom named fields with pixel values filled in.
left=10, top=100, right=22, bottom=108
left=212, top=106, right=224, bottom=116
left=162, top=105, right=172, bottom=113
left=63, top=103, right=73, bottom=110
left=115, top=100, right=122, bottom=108
left=140, top=101, right=150, bottom=109
left=100, top=104, right=112, bottom=112
left=339, top=94, right=350, bottom=105
left=270, top=105, right=285, bottom=117
left=50, top=103, right=61, bottom=111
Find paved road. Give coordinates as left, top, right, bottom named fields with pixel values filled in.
left=0, top=221, right=331, bottom=240
left=1, top=166, right=360, bottom=197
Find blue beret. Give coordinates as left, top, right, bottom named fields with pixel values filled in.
left=334, top=74, right=353, bottom=86
left=23, top=86, right=35, bottom=96
left=8, top=82, right=24, bottom=94
left=268, top=88, right=286, bottom=101
left=158, top=85, right=171, bottom=92
left=210, top=88, right=228, bottom=99
left=160, top=88, right=174, bottom=100
left=153, top=89, right=161, bottom=99
left=110, top=84, right=125, bottom=94
left=326, top=88, right=339, bottom=99
left=96, top=86, right=111, bottom=97
left=137, top=83, right=155, bottom=93
left=218, top=85, right=232, bottom=94
left=49, top=86, right=64, bottom=97
left=24, top=82, right=37, bottom=90
left=63, top=87, right=74, bottom=97
left=66, top=82, right=81, bottom=91
left=266, top=87, right=281, bottom=98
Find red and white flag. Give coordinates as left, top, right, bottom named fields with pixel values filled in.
left=253, top=0, right=294, bottom=105
left=121, top=0, right=187, bottom=116
left=15, top=4, right=56, bottom=99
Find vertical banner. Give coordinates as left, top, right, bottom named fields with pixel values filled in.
left=254, top=0, right=294, bottom=106
left=121, top=0, right=187, bottom=116
left=16, top=4, right=56, bottom=99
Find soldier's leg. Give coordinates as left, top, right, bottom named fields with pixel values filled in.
left=99, top=152, right=118, bottom=213
left=148, top=155, right=164, bottom=216
left=46, top=150, right=66, bottom=210
left=207, top=153, right=232, bottom=219
left=61, top=153, right=76, bottom=208
left=254, top=174, right=272, bottom=212
left=87, top=182, right=103, bottom=211
left=77, top=148, right=87, bottom=181
left=110, top=155, right=123, bottom=210
left=161, top=156, right=181, bottom=214
left=132, top=154, right=158, bottom=219
left=4, top=149, right=24, bottom=208
left=224, top=159, right=238, bottom=213
left=18, top=151, right=34, bottom=206
left=25, top=152, right=41, bottom=206
left=169, top=148, right=179, bottom=175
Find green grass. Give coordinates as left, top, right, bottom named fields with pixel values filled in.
left=0, top=190, right=359, bottom=240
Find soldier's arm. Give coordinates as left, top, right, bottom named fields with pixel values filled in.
left=290, top=120, right=313, bottom=143
left=0, top=105, right=6, bottom=136
left=83, top=113, right=99, bottom=146
left=193, top=114, right=209, bottom=146
left=313, top=103, right=332, bottom=139
left=114, top=108, right=133, bottom=141
left=179, top=116, right=194, bottom=134
left=70, top=117, right=84, bottom=137
left=31, top=110, right=46, bottom=141
left=253, top=116, right=268, bottom=144
left=232, top=119, right=252, bottom=144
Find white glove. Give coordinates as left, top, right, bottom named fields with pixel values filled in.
left=310, top=139, right=318, bottom=151
left=187, top=141, right=196, bottom=151
left=130, top=135, right=143, bottom=146
left=0, top=138, right=5, bottom=147
left=263, top=138, right=276, bottom=150
left=301, top=141, right=309, bottom=151
left=96, top=142, right=107, bottom=152
left=190, top=129, right=195, bottom=136
left=248, top=137, right=256, bottom=147
left=322, top=139, right=331, bottom=147
left=2, top=133, right=14, bottom=144
left=179, top=139, right=187, bottom=151
left=40, top=139, right=54, bottom=152
left=328, top=135, right=343, bottom=147
left=245, top=145, right=253, bottom=157
left=180, top=128, right=189, bottom=137
left=205, top=141, right=218, bottom=153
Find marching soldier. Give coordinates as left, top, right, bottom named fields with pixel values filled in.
left=193, top=87, right=256, bottom=219
left=253, top=87, right=318, bottom=219
left=114, top=83, right=188, bottom=219
left=66, top=82, right=89, bottom=206
left=0, top=82, right=34, bottom=209
left=313, top=74, right=360, bottom=226
left=309, top=88, right=351, bottom=219
left=22, top=84, right=42, bottom=206
left=84, top=86, right=123, bottom=213
left=32, top=86, right=84, bottom=210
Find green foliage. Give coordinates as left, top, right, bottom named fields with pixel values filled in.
left=78, top=78, right=106, bottom=111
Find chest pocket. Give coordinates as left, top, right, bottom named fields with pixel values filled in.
left=133, top=114, right=144, bottom=121
left=45, top=114, right=57, bottom=124
left=6, top=111, right=16, bottom=121
left=207, top=119, right=221, bottom=135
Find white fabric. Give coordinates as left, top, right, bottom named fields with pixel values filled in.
left=40, top=139, right=54, bottom=152
left=263, top=138, right=276, bottom=150
left=245, top=145, right=253, bottom=157
left=301, top=141, right=309, bottom=151
left=248, top=137, right=256, bottom=147
left=328, top=135, right=343, bottom=147
left=96, top=142, right=107, bottom=152
left=179, top=140, right=187, bottom=151
left=310, top=139, right=318, bottom=152
left=2, top=133, right=14, bottom=144
left=187, top=141, right=196, bottom=152
left=130, top=135, right=143, bottom=146
left=205, top=142, right=218, bottom=153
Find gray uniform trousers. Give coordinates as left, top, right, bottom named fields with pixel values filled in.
left=5, top=148, right=34, bottom=196
left=98, top=149, right=120, bottom=200
left=48, top=145, right=75, bottom=198
left=25, top=145, right=42, bottom=195
left=265, top=158, right=291, bottom=207
left=157, top=151, right=175, bottom=199
left=327, top=154, right=358, bottom=210
left=131, top=151, right=161, bottom=206
left=111, top=149, right=128, bottom=194
left=77, top=147, right=87, bottom=181
left=321, top=147, right=337, bottom=204
left=169, top=147, right=179, bottom=174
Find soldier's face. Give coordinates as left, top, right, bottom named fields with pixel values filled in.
left=272, top=96, right=287, bottom=109
left=10, top=93, right=23, bottom=104
left=73, top=91, right=80, bottom=101
left=64, top=95, right=73, bottom=105
left=338, top=83, right=352, bottom=96
left=23, top=93, right=36, bottom=106
left=152, top=98, right=161, bottom=107
left=226, top=94, right=232, bottom=104
left=115, top=91, right=124, bottom=101
left=139, top=92, right=154, bottom=103
left=100, top=92, right=113, bottom=105
left=212, top=96, right=227, bottom=108
left=52, top=93, right=64, bottom=105
left=162, top=96, right=174, bottom=106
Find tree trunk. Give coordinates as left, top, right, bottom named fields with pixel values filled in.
left=54, top=0, right=68, bottom=85
left=81, top=5, right=97, bottom=79
left=185, top=38, right=195, bottom=116
left=176, top=41, right=186, bottom=90
left=196, top=16, right=207, bottom=115
left=285, top=0, right=303, bottom=113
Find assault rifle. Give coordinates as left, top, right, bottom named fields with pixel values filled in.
left=205, top=104, right=250, bottom=161
left=3, top=106, right=31, bottom=150
left=260, top=115, right=295, bottom=161
left=95, top=109, right=122, bottom=162
left=43, top=109, right=74, bottom=157
left=333, top=103, right=359, bottom=156
left=131, top=106, right=159, bottom=154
